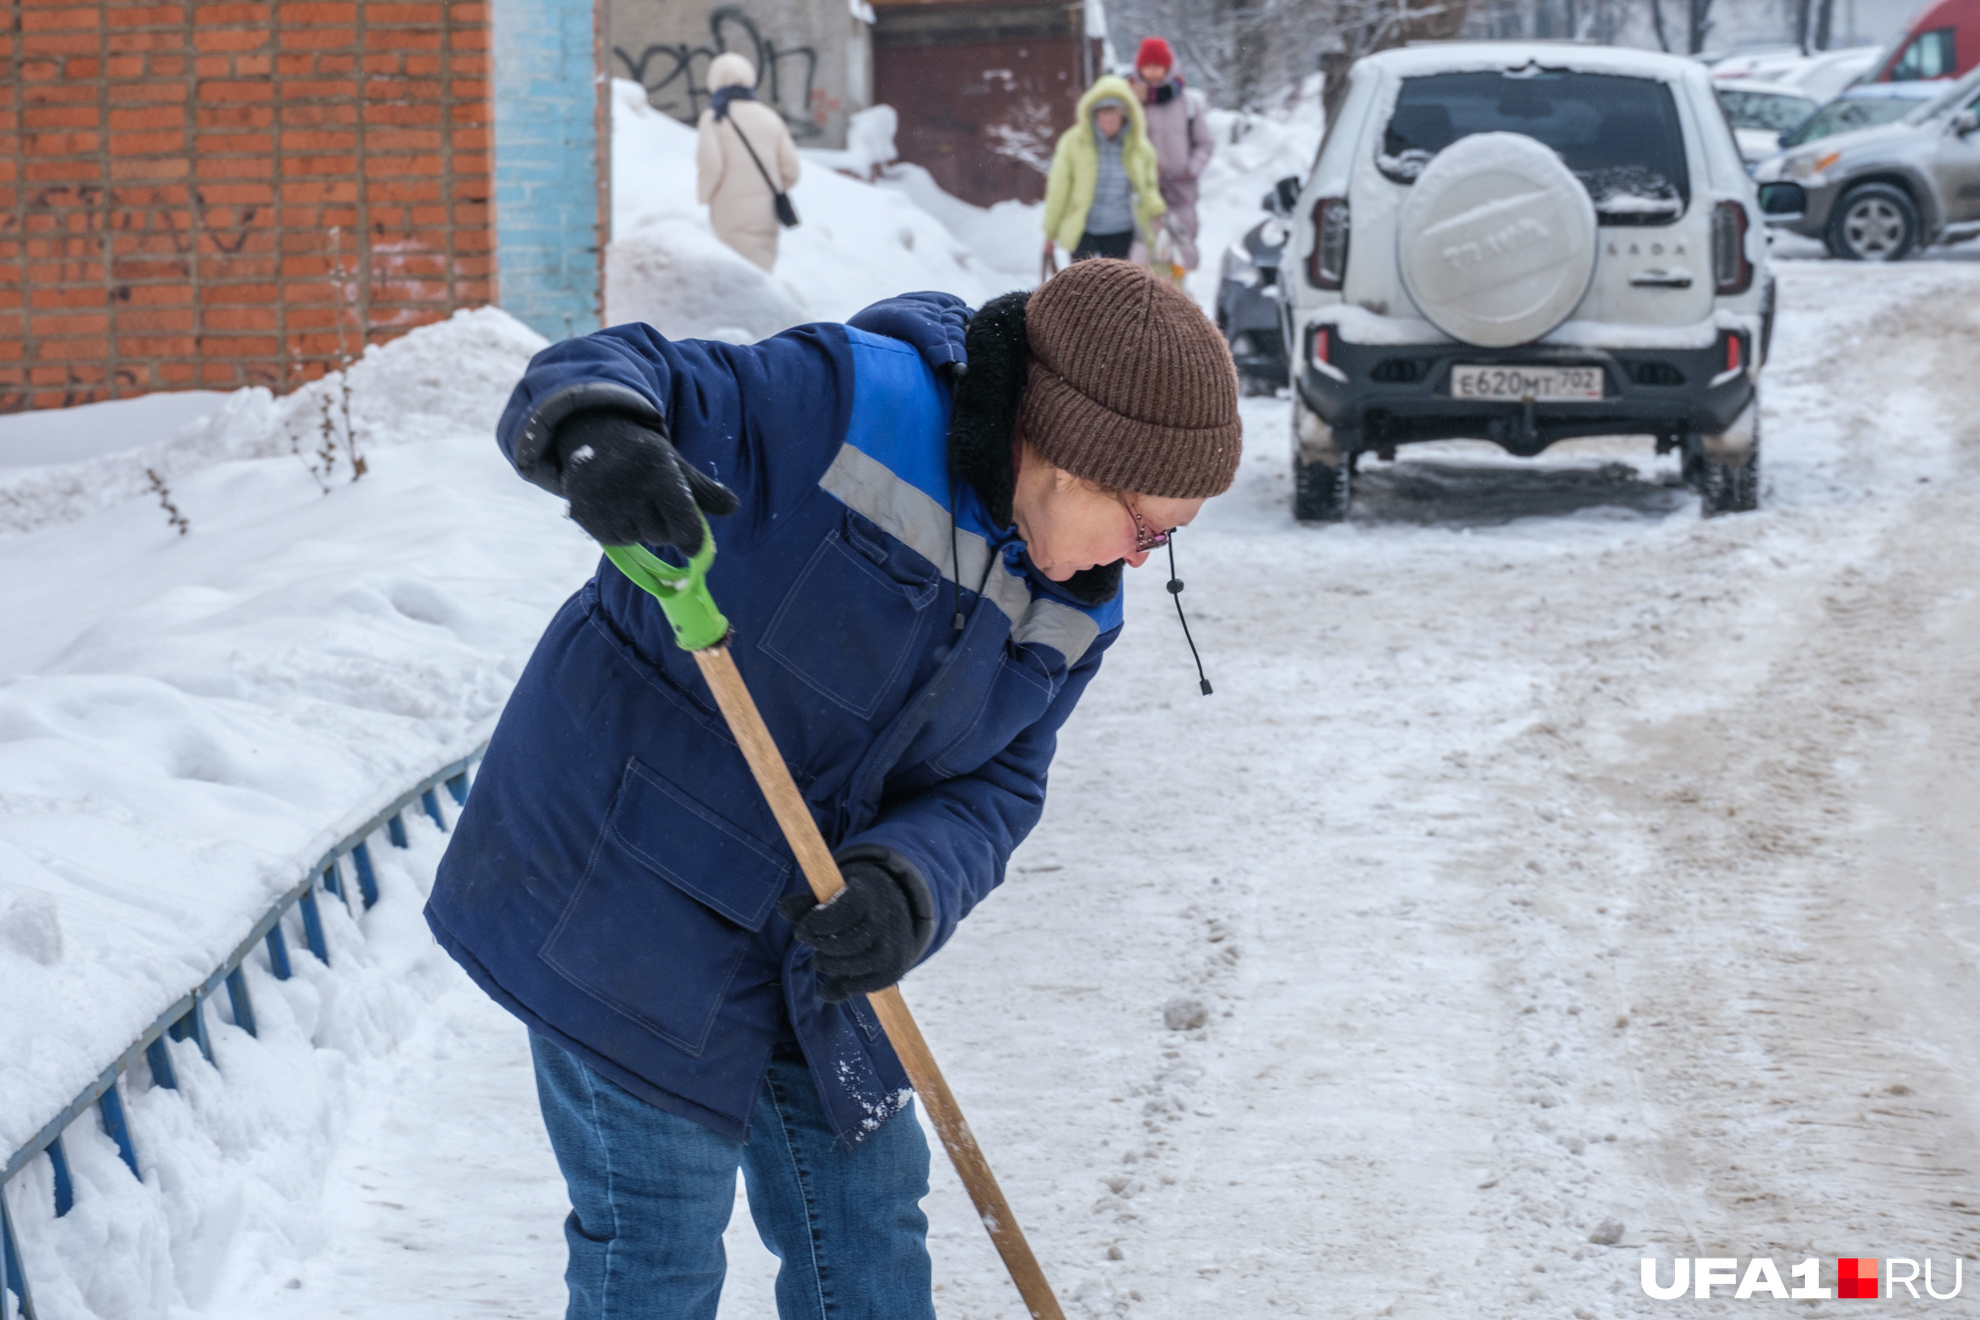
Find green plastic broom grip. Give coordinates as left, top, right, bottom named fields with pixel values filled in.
left=602, top=520, right=730, bottom=652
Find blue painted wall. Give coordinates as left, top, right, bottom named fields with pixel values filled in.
left=493, top=0, right=604, bottom=343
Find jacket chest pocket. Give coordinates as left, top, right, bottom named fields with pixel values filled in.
left=540, top=759, right=791, bottom=1057
left=762, top=522, right=940, bottom=720
left=927, top=645, right=1060, bottom=778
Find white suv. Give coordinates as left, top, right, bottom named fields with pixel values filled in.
left=1281, top=43, right=1773, bottom=519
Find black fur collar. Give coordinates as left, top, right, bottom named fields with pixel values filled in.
left=948, top=290, right=1123, bottom=606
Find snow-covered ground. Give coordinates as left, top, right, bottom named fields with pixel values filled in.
left=601, top=68, right=1321, bottom=344
left=605, top=79, right=1035, bottom=342
left=9, top=248, right=1980, bottom=1318
left=0, top=107, right=1054, bottom=1316
left=0, top=310, right=599, bottom=1318
left=9, top=89, right=1980, bottom=1316
left=0, top=394, right=230, bottom=470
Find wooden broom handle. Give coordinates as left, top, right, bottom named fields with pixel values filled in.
left=690, top=644, right=1066, bottom=1320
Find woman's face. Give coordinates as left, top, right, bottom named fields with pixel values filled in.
left=1138, top=63, right=1169, bottom=84
left=1094, top=105, right=1126, bottom=139
left=1011, top=439, right=1207, bottom=582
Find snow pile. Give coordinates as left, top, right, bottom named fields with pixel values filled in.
left=811, top=101, right=1044, bottom=282
left=871, top=164, right=1044, bottom=284
left=607, top=80, right=1031, bottom=337
left=0, top=307, right=604, bottom=1315
left=3, top=148, right=1977, bottom=1318
left=0, top=310, right=544, bottom=537
left=2, top=820, right=577, bottom=1320
left=803, top=103, right=901, bottom=178
left=0, top=87, right=1055, bottom=1312
left=0, top=392, right=230, bottom=469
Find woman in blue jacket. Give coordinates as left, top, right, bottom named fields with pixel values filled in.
left=427, top=259, right=1241, bottom=1319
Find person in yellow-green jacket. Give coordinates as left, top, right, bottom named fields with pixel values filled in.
left=1043, top=75, right=1167, bottom=266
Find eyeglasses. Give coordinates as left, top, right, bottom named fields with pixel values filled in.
left=1120, top=495, right=1172, bottom=553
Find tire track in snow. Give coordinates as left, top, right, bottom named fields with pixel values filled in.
left=905, top=260, right=1980, bottom=1319
left=1437, top=263, right=1980, bottom=1315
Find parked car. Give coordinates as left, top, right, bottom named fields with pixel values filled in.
left=1704, top=44, right=1806, bottom=79
left=1774, top=46, right=1884, bottom=100
left=1862, top=0, right=1980, bottom=82
left=1778, top=80, right=1943, bottom=148
left=1278, top=42, right=1772, bottom=521
left=1215, top=177, right=1298, bottom=395
left=1716, top=78, right=1821, bottom=164
left=1710, top=46, right=1882, bottom=102
left=1753, top=64, right=1980, bottom=259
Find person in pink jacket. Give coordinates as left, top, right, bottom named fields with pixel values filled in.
left=1129, top=37, right=1215, bottom=271
left=696, top=52, right=801, bottom=271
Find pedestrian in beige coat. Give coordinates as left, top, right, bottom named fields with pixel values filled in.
left=696, top=52, right=800, bottom=272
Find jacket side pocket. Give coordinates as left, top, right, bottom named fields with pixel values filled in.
left=541, top=758, right=793, bottom=1057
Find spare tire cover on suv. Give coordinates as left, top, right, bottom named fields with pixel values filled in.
left=1397, top=131, right=1597, bottom=348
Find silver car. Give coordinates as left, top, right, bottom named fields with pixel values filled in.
left=1754, top=66, right=1980, bottom=260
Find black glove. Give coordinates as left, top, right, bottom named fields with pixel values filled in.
left=778, top=855, right=935, bottom=1002
left=549, top=411, right=737, bottom=553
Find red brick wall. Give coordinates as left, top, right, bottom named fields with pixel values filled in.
left=2, top=0, right=494, bottom=411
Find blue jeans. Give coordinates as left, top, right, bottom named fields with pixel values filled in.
left=530, top=1033, right=935, bottom=1320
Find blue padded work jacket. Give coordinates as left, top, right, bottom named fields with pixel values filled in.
left=426, top=304, right=1122, bottom=1147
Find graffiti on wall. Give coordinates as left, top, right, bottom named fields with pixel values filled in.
left=615, top=6, right=829, bottom=139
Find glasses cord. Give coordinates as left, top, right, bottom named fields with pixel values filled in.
left=1167, top=536, right=1212, bottom=696
left=948, top=478, right=965, bottom=633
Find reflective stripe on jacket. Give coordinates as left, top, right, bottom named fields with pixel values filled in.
left=425, top=310, right=1122, bottom=1147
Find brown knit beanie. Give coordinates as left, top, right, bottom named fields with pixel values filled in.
left=1019, top=259, right=1241, bottom=499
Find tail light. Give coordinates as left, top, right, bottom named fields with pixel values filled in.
left=1712, top=201, right=1752, bottom=295
left=1306, top=325, right=1331, bottom=366
left=1711, top=330, right=1748, bottom=385
left=1302, top=323, right=1347, bottom=382
left=1307, top=198, right=1350, bottom=290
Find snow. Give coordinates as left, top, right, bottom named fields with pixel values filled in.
left=1712, top=46, right=1882, bottom=101
left=1587, top=191, right=1683, bottom=215
left=0, top=312, right=546, bottom=538
left=1362, top=41, right=1707, bottom=83
left=9, top=79, right=1980, bottom=1320
left=606, top=79, right=1032, bottom=341
left=1374, top=147, right=1437, bottom=183
left=1541, top=310, right=1760, bottom=350
left=0, top=307, right=596, bottom=1181
left=1308, top=304, right=1450, bottom=345
left=0, top=92, right=1057, bottom=1315
left=801, top=103, right=901, bottom=178
left=870, top=165, right=1044, bottom=284
left=0, top=394, right=229, bottom=469
left=1311, top=299, right=1763, bottom=358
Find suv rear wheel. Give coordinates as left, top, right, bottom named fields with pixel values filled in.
left=1294, top=454, right=1352, bottom=522
left=1825, top=182, right=1920, bottom=262
left=1686, top=413, right=1762, bottom=516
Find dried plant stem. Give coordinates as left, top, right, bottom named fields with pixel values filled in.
left=145, top=468, right=190, bottom=535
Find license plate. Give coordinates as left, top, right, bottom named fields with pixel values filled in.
left=1450, top=365, right=1605, bottom=401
